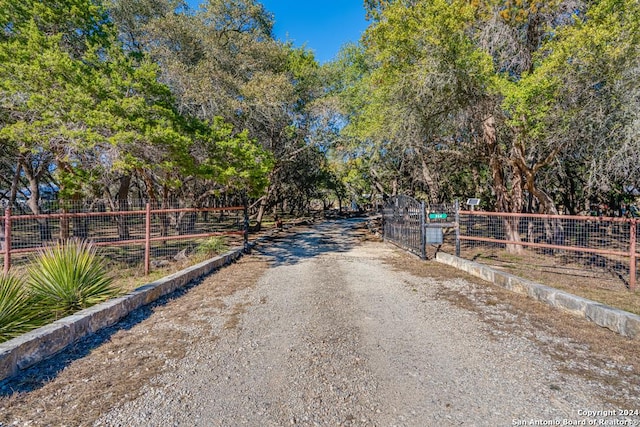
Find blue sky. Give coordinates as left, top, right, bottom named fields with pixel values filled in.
left=187, top=1, right=370, bottom=63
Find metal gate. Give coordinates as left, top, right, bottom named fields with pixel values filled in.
left=382, top=195, right=426, bottom=258
left=382, top=196, right=459, bottom=259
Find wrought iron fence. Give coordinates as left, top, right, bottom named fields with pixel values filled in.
left=382, top=195, right=425, bottom=258
left=382, top=196, right=457, bottom=259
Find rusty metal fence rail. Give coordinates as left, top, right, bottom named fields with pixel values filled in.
left=458, top=211, right=639, bottom=291
left=0, top=200, right=247, bottom=275
left=382, top=195, right=639, bottom=291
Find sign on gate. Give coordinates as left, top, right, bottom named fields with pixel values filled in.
left=428, top=213, right=448, bottom=220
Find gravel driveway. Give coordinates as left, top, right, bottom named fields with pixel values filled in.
left=2, top=219, right=638, bottom=426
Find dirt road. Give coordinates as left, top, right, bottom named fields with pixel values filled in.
left=1, top=219, right=638, bottom=426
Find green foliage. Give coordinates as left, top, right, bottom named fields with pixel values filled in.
left=332, top=0, right=640, bottom=213
left=0, top=0, right=275, bottom=207
left=195, top=237, right=228, bottom=256
left=0, top=274, right=43, bottom=343
left=195, top=118, right=274, bottom=197
left=28, top=240, right=118, bottom=319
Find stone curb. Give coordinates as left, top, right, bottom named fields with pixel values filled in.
left=0, top=245, right=251, bottom=383
left=435, top=252, right=640, bottom=340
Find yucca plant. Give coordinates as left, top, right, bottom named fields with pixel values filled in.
left=28, top=240, right=118, bottom=319
left=0, top=273, right=43, bottom=343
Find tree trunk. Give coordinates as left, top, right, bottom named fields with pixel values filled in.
left=159, top=185, right=170, bottom=238
left=416, top=147, right=439, bottom=203
left=255, top=183, right=275, bottom=231
left=483, top=115, right=524, bottom=254
left=71, top=194, right=88, bottom=239
left=22, top=161, right=51, bottom=242
left=504, top=216, right=523, bottom=251
left=9, top=162, right=22, bottom=206
left=60, top=204, right=70, bottom=240
left=520, top=159, right=564, bottom=249
left=116, top=175, right=131, bottom=240
left=0, top=214, right=5, bottom=252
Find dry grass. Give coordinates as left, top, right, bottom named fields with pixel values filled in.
left=0, top=255, right=269, bottom=427
left=455, top=246, right=640, bottom=315
left=109, top=235, right=246, bottom=294
left=386, top=252, right=640, bottom=407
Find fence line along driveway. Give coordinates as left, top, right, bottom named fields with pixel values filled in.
left=1, top=201, right=246, bottom=274
left=1, top=219, right=638, bottom=426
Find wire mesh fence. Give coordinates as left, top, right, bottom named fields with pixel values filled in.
left=1, top=200, right=247, bottom=275
left=451, top=211, right=639, bottom=291
left=382, top=196, right=639, bottom=292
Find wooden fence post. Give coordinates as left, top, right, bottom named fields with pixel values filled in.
left=3, top=208, right=10, bottom=275
left=630, top=219, right=637, bottom=291
left=145, top=203, right=151, bottom=275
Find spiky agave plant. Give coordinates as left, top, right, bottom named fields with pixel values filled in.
left=0, top=273, right=43, bottom=343
left=28, top=240, right=118, bottom=319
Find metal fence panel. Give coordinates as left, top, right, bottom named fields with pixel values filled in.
left=382, top=194, right=638, bottom=291
left=1, top=200, right=246, bottom=275
left=382, top=195, right=425, bottom=259
left=457, top=211, right=638, bottom=291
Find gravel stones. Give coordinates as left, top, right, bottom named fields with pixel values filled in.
left=95, top=221, right=610, bottom=426
left=2, top=219, right=637, bottom=426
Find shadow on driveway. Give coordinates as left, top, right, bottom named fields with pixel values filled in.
left=0, top=218, right=370, bottom=396
left=255, top=218, right=369, bottom=266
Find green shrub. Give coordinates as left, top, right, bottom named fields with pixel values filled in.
left=28, top=240, right=118, bottom=319
left=0, top=274, right=43, bottom=343
left=195, top=237, right=228, bottom=256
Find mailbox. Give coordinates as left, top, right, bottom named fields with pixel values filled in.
left=425, top=227, right=443, bottom=244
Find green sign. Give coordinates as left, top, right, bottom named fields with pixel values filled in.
left=429, top=213, right=448, bottom=220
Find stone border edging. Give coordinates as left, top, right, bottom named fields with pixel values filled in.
left=0, top=245, right=251, bottom=383
left=435, top=252, right=640, bottom=340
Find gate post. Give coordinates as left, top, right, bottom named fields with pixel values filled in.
left=144, top=203, right=151, bottom=275
left=630, top=219, right=636, bottom=291
left=455, top=199, right=460, bottom=257
left=420, top=201, right=426, bottom=260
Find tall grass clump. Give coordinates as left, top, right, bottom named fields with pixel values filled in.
left=28, top=240, right=118, bottom=319
left=195, top=236, right=228, bottom=256
left=0, top=273, right=43, bottom=343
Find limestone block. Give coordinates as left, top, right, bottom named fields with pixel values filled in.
left=56, top=313, right=94, bottom=338
left=585, top=304, right=624, bottom=334
left=0, top=344, right=18, bottom=379
left=622, top=314, right=640, bottom=339
left=529, top=284, right=557, bottom=306
left=11, top=323, right=72, bottom=370
left=84, top=297, right=130, bottom=333
left=554, top=293, right=590, bottom=316
left=479, top=267, right=494, bottom=283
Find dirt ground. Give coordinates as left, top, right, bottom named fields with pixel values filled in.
left=0, top=220, right=638, bottom=426
left=451, top=246, right=640, bottom=315
left=386, top=254, right=640, bottom=408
